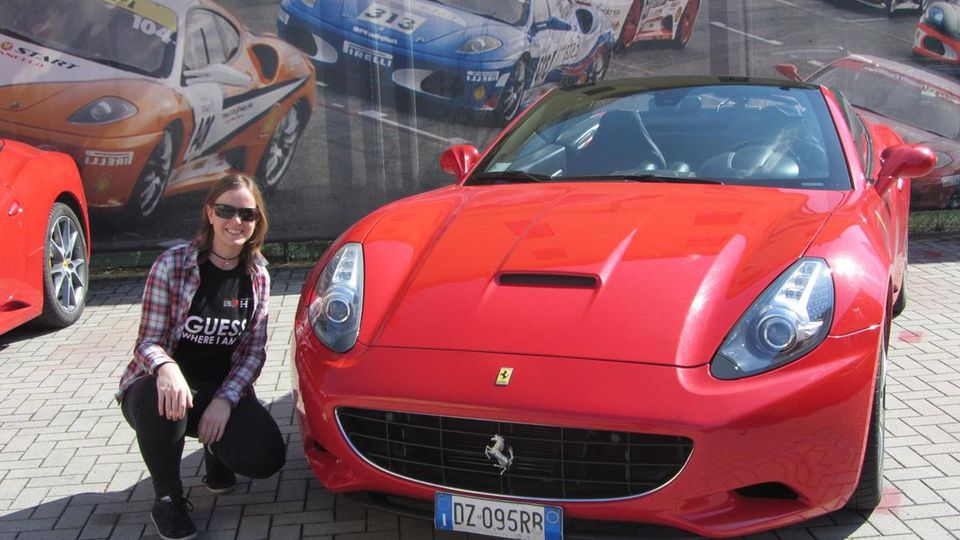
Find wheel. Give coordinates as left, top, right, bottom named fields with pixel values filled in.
left=36, top=203, right=88, bottom=328
left=671, top=0, right=699, bottom=49
left=256, top=102, right=305, bottom=190
left=845, top=337, right=886, bottom=510
left=497, top=60, right=529, bottom=124
left=588, top=47, right=611, bottom=84
left=127, top=127, right=174, bottom=219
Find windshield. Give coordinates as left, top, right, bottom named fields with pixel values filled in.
left=431, top=0, right=529, bottom=26
left=1, top=0, right=178, bottom=78
left=812, top=64, right=960, bottom=139
left=468, top=83, right=851, bottom=190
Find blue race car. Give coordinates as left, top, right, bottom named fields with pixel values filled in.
left=278, top=0, right=615, bottom=123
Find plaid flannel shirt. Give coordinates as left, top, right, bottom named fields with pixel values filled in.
left=116, top=240, right=270, bottom=406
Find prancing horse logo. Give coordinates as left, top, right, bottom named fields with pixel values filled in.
left=484, top=434, right=514, bottom=475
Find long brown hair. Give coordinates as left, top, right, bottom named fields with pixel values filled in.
left=196, top=174, right=269, bottom=273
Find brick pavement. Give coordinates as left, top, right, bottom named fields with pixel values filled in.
left=0, top=234, right=957, bottom=540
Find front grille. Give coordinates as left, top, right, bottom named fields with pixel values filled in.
left=420, top=71, right=464, bottom=98
left=337, top=407, right=693, bottom=500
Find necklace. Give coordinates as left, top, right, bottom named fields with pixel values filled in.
left=210, top=250, right=240, bottom=262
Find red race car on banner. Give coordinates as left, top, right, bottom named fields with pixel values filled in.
left=291, top=77, right=934, bottom=537
left=1, top=139, right=90, bottom=335
left=913, top=1, right=960, bottom=64
left=584, top=0, right=700, bottom=49
left=778, top=54, right=960, bottom=209
left=0, top=0, right=315, bottom=219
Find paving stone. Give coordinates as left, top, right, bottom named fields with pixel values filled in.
left=2, top=239, right=959, bottom=540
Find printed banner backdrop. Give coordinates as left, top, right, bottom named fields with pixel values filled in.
left=1, top=0, right=957, bottom=253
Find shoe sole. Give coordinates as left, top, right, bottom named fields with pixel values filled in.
left=150, top=514, right=197, bottom=540
left=206, top=484, right=236, bottom=495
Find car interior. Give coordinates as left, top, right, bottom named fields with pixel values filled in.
left=478, top=85, right=846, bottom=190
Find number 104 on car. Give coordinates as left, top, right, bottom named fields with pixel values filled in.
left=435, top=493, right=562, bottom=540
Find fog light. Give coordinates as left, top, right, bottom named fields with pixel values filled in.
left=473, top=85, right=486, bottom=102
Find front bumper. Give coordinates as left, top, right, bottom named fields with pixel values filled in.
left=913, top=23, right=960, bottom=64
left=0, top=119, right=161, bottom=208
left=292, top=324, right=882, bottom=538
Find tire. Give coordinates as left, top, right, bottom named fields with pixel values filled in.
left=35, top=203, right=88, bottom=328
left=893, top=269, right=907, bottom=318
left=496, top=60, right=529, bottom=125
left=845, top=338, right=886, bottom=510
left=127, top=127, right=175, bottom=219
left=671, top=0, right=699, bottom=49
left=256, top=102, right=306, bottom=190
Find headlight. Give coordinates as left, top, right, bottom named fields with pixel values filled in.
left=457, top=35, right=503, bottom=54
left=308, top=243, right=363, bottom=352
left=711, top=258, right=834, bottom=380
left=68, top=97, right=137, bottom=125
left=302, top=0, right=316, bottom=7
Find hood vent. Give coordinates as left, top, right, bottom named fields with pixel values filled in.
left=497, top=272, right=599, bottom=289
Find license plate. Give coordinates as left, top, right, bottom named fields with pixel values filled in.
left=277, top=10, right=289, bottom=25
left=435, top=493, right=563, bottom=540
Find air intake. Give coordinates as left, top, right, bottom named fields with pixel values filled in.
left=497, top=273, right=599, bottom=289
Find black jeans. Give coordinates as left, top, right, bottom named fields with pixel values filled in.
left=121, top=375, right=286, bottom=498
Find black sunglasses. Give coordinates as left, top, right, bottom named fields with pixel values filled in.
left=212, top=203, right=260, bottom=222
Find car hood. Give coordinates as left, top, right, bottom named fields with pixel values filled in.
left=362, top=183, right=845, bottom=367
left=340, top=0, right=517, bottom=45
left=0, top=36, right=150, bottom=110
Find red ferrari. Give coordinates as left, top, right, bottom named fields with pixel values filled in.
left=1, top=139, right=90, bottom=335
left=292, top=78, right=934, bottom=538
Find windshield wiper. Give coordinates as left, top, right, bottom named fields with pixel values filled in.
left=570, top=174, right=724, bottom=185
left=469, top=171, right=553, bottom=185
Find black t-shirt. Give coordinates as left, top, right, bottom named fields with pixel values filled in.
left=175, top=260, right=254, bottom=393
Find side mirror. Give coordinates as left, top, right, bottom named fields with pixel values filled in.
left=875, top=144, right=936, bottom=194
left=184, top=64, right=251, bottom=87
left=440, top=144, right=480, bottom=182
left=775, top=63, right=803, bottom=82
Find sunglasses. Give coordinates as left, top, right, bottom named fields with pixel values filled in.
left=212, top=203, right=260, bottom=222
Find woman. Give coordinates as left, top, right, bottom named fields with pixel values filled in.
left=117, top=174, right=284, bottom=540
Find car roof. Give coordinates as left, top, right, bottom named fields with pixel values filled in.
left=558, top=75, right=821, bottom=98
left=834, top=54, right=960, bottom=95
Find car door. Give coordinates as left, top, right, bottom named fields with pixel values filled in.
left=179, top=8, right=257, bottom=163
left=528, top=0, right=584, bottom=89
left=0, top=145, right=28, bottom=317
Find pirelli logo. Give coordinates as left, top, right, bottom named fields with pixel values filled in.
left=84, top=150, right=134, bottom=167
left=342, top=40, right=393, bottom=67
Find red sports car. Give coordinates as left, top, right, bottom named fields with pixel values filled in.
left=778, top=54, right=960, bottom=209
left=292, top=78, right=934, bottom=538
left=1, top=139, right=90, bottom=335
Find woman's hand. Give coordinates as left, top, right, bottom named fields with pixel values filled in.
left=156, top=362, right=193, bottom=421
left=199, top=397, right=232, bottom=444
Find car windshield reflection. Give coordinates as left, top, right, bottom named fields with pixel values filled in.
left=467, top=83, right=851, bottom=190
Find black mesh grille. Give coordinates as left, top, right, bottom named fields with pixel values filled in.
left=338, top=407, right=693, bottom=500
left=420, top=71, right=464, bottom=98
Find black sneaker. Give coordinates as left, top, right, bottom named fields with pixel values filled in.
left=203, top=446, right=237, bottom=495
left=150, top=495, right=196, bottom=540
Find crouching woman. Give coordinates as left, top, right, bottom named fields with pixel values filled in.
left=117, top=174, right=284, bottom=540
